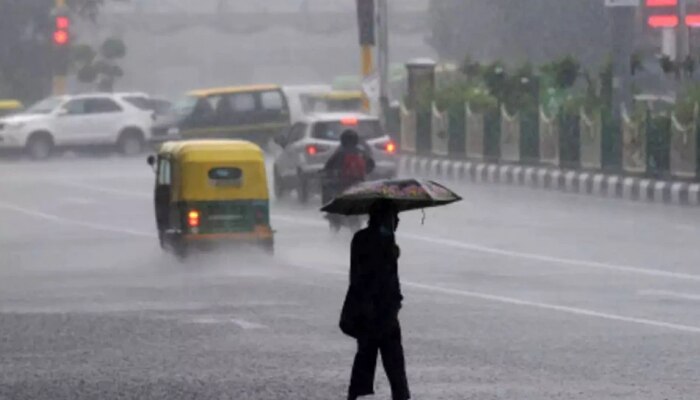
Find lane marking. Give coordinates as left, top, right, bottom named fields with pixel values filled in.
left=674, top=224, right=700, bottom=232
left=24, top=182, right=700, bottom=283
left=3, top=196, right=700, bottom=335
left=274, top=215, right=700, bottom=283
left=293, top=263, right=700, bottom=335
left=59, top=180, right=150, bottom=198
left=189, top=316, right=267, bottom=329
left=638, top=289, right=700, bottom=302
left=0, top=200, right=153, bottom=238
left=58, top=197, right=95, bottom=205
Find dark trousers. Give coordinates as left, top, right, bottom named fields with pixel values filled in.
left=348, top=320, right=410, bottom=400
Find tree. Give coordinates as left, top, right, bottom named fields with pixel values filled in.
left=0, top=0, right=117, bottom=102
left=74, top=37, right=127, bottom=92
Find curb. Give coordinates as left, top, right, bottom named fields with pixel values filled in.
left=400, top=155, right=700, bottom=206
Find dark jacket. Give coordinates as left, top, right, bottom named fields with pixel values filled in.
left=323, top=143, right=376, bottom=181
left=342, top=225, right=403, bottom=337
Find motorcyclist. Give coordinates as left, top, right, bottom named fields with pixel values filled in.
left=323, top=129, right=375, bottom=198
left=322, top=129, right=375, bottom=230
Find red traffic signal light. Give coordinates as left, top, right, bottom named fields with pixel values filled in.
left=56, top=16, right=70, bottom=30
left=53, top=30, right=69, bottom=46
left=645, top=0, right=677, bottom=6
left=53, top=15, right=70, bottom=46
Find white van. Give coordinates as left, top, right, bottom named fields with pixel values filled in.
left=281, top=84, right=332, bottom=124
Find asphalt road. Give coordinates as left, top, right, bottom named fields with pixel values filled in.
left=1, top=155, right=700, bottom=399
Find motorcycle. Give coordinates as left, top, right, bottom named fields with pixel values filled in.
left=320, top=170, right=365, bottom=233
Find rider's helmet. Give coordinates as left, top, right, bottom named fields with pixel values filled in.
left=340, top=129, right=360, bottom=148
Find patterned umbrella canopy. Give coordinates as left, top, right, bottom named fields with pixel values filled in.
left=320, top=178, right=462, bottom=216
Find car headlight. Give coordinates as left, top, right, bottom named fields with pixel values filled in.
left=167, top=127, right=180, bottom=135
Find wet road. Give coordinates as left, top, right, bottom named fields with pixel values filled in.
left=1, top=156, right=700, bottom=399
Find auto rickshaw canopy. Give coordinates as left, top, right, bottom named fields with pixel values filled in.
left=158, top=140, right=269, bottom=202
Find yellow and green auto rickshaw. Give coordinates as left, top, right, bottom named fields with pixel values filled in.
left=147, top=140, right=274, bottom=258
left=0, top=100, right=24, bottom=117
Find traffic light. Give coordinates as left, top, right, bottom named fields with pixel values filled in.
left=53, top=15, right=70, bottom=46
left=356, top=0, right=375, bottom=46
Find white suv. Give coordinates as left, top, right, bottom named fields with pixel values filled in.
left=272, top=112, right=399, bottom=203
left=0, top=93, right=153, bottom=160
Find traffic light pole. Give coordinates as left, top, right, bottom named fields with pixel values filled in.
left=361, top=45, right=373, bottom=112
left=377, top=0, right=389, bottom=123
left=677, top=0, right=689, bottom=82
left=52, top=0, right=67, bottom=96
left=611, top=5, right=635, bottom=121
left=356, top=0, right=375, bottom=113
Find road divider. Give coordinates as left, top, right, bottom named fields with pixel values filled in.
left=401, top=155, right=700, bottom=207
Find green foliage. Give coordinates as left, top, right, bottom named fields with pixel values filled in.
left=0, top=0, right=120, bottom=101
left=540, top=55, right=580, bottom=90
left=71, top=37, right=126, bottom=91
left=77, top=64, right=98, bottom=83
left=71, top=44, right=97, bottom=66
left=100, top=38, right=126, bottom=60
left=433, top=79, right=497, bottom=114
left=675, top=84, right=700, bottom=125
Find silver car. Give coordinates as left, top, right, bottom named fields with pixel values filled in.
left=272, top=112, right=399, bottom=203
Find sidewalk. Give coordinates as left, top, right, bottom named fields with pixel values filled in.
left=400, top=155, right=700, bottom=206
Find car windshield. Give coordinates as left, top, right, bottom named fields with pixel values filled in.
left=24, top=97, right=63, bottom=114
left=172, top=95, right=198, bottom=117
left=122, top=96, right=152, bottom=111
left=312, top=119, right=383, bottom=141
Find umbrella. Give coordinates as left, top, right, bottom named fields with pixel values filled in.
left=320, top=178, right=462, bottom=216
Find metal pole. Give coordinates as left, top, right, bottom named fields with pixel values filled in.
left=356, top=0, right=375, bottom=112
left=677, top=0, right=689, bottom=81
left=611, top=6, right=635, bottom=121
left=361, top=45, right=373, bottom=112
left=377, top=0, right=389, bottom=123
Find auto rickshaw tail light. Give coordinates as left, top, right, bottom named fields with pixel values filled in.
left=187, top=210, right=200, bottom=228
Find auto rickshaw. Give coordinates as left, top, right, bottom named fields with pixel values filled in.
left=0, top=99, right=24, bottom=117
left=147, top=140, right=274, bottom=258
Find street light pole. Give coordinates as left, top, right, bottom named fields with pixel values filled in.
left=377, top=0, right=389, bottom=124
left=610, top=5, right=635, bottom=121
left=677, top=0, right=689, bottom=81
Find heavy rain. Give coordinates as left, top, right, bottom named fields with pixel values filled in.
left=1, top=1, right=700, bottom=399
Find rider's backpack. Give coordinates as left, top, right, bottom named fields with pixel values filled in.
left=340, top=151, right=367, bottom=182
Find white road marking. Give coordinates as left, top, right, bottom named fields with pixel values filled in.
left=273, top=215, right=700, bottom=283
left=674, top=224, right=700, bottom=232
left=189, top=316, right=267, bottom=329
left=293, top=263, right=700, bottom=335
left=3, top=197, right=700, bottom=334
left=638, top=289, right=700, bottom=302
left=59, top=180, right=150, bottom=198
left=0, top=200, right=153, bottom=238
left=16, top=181, right=700, bottom=284
left=58, top=197, right=95, bottom=205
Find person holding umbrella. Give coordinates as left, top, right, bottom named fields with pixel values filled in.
left=328, top=178, right=462, bottom=400
left=343, top=199, right=409, bottom=400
